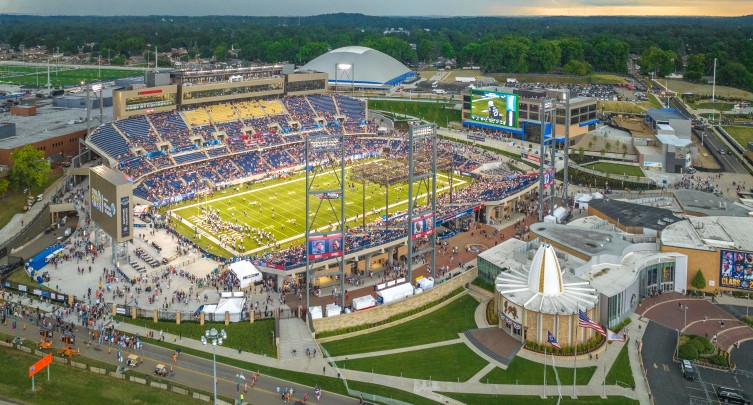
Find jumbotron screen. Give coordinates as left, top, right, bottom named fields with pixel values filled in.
left=470, top=89, right=519, bottom=129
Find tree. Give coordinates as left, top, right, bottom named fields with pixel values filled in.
left=213, top=45, right=227, bottom=62
left=558, top=37, right=586, bottom=65
left=416, top=39, right=436, bottom=63
left=439, top=42, right=456, bottom=60
left=0, top=178, right=9, bottom=196
left=296, top=41, right=329, bottom=64
left=563, top=60, right=592, bottom=76
left=529, top=39, right=561, bottom=73
left=691, top=269, right=706, bottom=290
left=8, top=145, right=50, bottom=193
left=718, top=61, right=753, bottom=89
left=641, top=46, right=677, bottom=77
left=684, top=53, right=705, bottom=82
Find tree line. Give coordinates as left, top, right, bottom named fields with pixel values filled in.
left=1, top=14, right=752, bottom=89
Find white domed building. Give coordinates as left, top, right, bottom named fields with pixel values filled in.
left=495, top=244, right=601, bottom=348
left=299, top=46, right=416, bottom=89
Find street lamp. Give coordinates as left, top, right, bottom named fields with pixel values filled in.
left=201, top=328, right=227, bottom=405
left=235, top=373, right=245, bottom=405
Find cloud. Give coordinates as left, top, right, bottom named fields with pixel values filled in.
left=0, top=0, right=750, bottom=16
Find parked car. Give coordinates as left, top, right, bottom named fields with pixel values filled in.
left=716, top=387, right=751, bottom=404
left=680, top=360, right=696, bottom=380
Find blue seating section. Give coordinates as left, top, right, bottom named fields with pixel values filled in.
left=173, top=151, right=208, bottom=165
left=150, top=111, right=193, bottom=149
left=89, top=123, right=131, bottom=161
left=282, top=97, right=317, bottom=127
left=334, top=95, right=366, bottom=121
left=113, top=116, right=159, bottom=152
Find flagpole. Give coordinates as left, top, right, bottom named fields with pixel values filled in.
left=573, top=307, right=578, bottom=398
left=544, top=343, right=547, bottom=398
left=602, top=336, right=607, bottom=398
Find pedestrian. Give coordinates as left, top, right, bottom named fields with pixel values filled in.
left=322, top=366, right=325, bottom=374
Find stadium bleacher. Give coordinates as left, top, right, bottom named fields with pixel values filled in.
left=113, top=115, right=160, bottom=152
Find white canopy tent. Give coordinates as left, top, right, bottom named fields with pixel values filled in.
left=352, top=295, right=376, bottom=311
left=309, top=306, right=323, bottom=320
left=377, top=283, right=414, bottom=304
left=201, top=296, right=246, bottom=322
left=325, top=303, right=342, bottom=317
left=228, top=260, right=262, bottom=289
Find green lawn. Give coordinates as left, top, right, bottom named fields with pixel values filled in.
left=348, top=381, right=442, bottom=405
left=367, top=99, right=460, bottom=126
left=723, top=126, right=753, bottom=147
left=690, top=101, right=736, bottom=111
left=441, top=393, right=638, bottom=405
left=584, top=162, right=645, bottom=178
left=0, top=170, right=63, bottom=231
left=114, top=317, right=277, bottom=358
left=337, top=344, right=488, bottom=382
left=0, top=66, right=141, bottom=87
left=0, top=346, right=206, bottom=405
left=171, top=163, right=465, bottom=255
left=606, top=343, right=635, bottom=388
left=590, top=74, right=628, bottom=85
left=481, top=356, right=597, bottom=385
left=321, top=295, right=479, bottom=357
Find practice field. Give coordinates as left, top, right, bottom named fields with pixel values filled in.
left=584, top=162, right=645, bottom=178
left=665, top=79, right=753, bottom=100
left=0, top=64, right=140, bottom=87
left=170, top=161, right=468, bottom=256
left=722, top=126, right=753, bottom=147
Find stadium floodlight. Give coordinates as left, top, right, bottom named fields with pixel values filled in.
left=91, top=84, right=102, bottom=93
left=337, top=63, right=352, bottom=70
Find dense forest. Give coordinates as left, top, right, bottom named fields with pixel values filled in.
left=1, top=14, right=752, bottom=89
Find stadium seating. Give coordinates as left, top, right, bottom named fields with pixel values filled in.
left=149, top=111, right=194, bottom=149
left=206, top=103, right=239, bottom=124
left=307, top=94, right=338, bottom=121
left=113, top=116, right=161, bottom=152
left=183, top=109, right=212, bottom=127
left=89, top=123, right=131, bottom=162
left=334, top=95, right=366, bottom=121
left=173, top=151, right=209, bottom=165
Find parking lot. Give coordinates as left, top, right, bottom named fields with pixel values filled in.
left=642, top=321, right=753, bottom=404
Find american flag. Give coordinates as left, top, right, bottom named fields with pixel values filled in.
left=579, top=310, right=606, bottom=336
left=547, top=331, right=561, bottom=349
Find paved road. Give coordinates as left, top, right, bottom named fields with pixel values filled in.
left=642, top=321, right=753, bottom=405
left=0, top=319, right=358, bottom=405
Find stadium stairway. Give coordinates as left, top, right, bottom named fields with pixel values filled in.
left=278, top=318, right=318, bottom=361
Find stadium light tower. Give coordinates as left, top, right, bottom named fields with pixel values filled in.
left=335, top=63, right=354, bottom=95
left=407, top=123, right=438, bottom=282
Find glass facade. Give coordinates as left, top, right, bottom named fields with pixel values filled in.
left=287, top=79, right=326, bottom=93
left=182, top=83, right=283, bottom=101
left=125, top=93, right=177, bottom=111
left=639, top=261, right=675, bottom=298
left=477, top=257, right=502, bottom=283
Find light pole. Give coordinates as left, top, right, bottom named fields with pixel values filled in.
left=683, top=304, right=687, bottom=330
left=201, top=328, right=227, bottom=405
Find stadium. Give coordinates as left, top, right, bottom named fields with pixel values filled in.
left=300, top=46, right=416, bottom=89
left=77, top=59, right=540, bottom=293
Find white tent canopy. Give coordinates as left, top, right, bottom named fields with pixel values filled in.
left=228, top=260, right=262, bottom=289
left=309, top=306, right=323, bottom=320
left=325, top=303, right=342, bottom=317
left=201, top=297, right=246, bottom=322
left=377, top=283, right=414, bottom=304
left=352, top=295, right=376, bottom=311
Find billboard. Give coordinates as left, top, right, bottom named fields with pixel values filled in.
left=543, top=168, right=555, bottom=187
left=308, top=232, right=343, bottom=260
left=90, top=166, right=133, bottom=243
left=470, top=89, right=519, bottom=129
left=411, top=212, right=435, bottom=240
left=720, top=250, right=753, bottom=291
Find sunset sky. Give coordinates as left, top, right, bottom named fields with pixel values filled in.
left=0, top=0, right=750, bottom=17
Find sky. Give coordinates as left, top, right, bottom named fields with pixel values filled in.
left=0, top=0, right=750, bottom=17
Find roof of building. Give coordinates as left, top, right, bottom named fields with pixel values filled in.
left=495, top=244, right=599, bottom=314
left=674, top=189, right=753, bottom=217
left=300, top=46, right=413, bottom=86
left=656, top=134, right=692, bottom=147
left=647, top=108, right=687, bottom=122
left=0, top=99, right=113, bottom=150
left=589, top=198, right=683, bottom=230
left=661, top=216, right=753, bottom=252
left=530, top=222, right=632, bottom=258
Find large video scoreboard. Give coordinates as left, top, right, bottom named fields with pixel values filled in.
left=469, top=89, right=519, bottom=129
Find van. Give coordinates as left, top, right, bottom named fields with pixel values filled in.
left=431, top=81, right=438, bottom=88
left=64, top=227, right=72, bottom=237
left=432, top=89, right=447, bottom=94
left=36, top=194, right=44, bottom=202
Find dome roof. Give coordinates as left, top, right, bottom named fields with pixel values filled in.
left=300, top=46, right=414, bottom=87
left=527, top=244, right=564, bottom=297
left=495, top=244, right=599, bottom=315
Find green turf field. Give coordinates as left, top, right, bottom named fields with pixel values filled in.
left=441, top=393, right=637, bottom=405
left=723, top=125, right=753, bottom=147
left=605, top=343, right=635, bottom=388
left=481, top=356, right=597, bottom=385
left=0, top=64, right=141, bottom=87
left=170, top=161, right=467, bottom=255
left=367, top=99, right=460, bottom=126
left=321, top=295, right=479, bottom=356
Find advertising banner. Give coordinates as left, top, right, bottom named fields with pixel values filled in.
left=411, top=212, right=435, bottom=240
left=120, top=196, right=131, bottom=238
left=308, top=232, right=344, bottom=260
left=720, top=250, right=753, bottom=291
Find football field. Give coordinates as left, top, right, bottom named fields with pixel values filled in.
left=169, top=162, right=468, bottom=257
left=0, top=64, right=141, bottom=87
